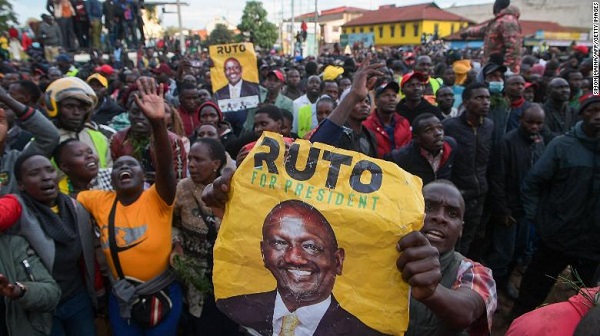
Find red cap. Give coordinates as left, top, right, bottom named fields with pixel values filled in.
left=578, top=94, right=600, bottom=114
left=94, top=64, right=114, bottom=76
left=573, top=45, right=589, bottom=55
left=524, top=82, right=538, bottom=90
left=401, top=72, right=429, bottom=88
left=267, top=70, right=285, bottom=82
left=150, top=63, right=174, bottom=76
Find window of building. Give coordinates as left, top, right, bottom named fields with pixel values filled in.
left=451, top=24, right=454, bottom=35
left=352, top=28, right=356, bottom=33
left=360, top=27, right=364, bottom=33
left=400, top=24, right=406, bottom=37
left=390, top=25, right=395, bottom=38
left=379, top=26, right=383, bottom=38
left=434, top=23, right=439, bottom=36
left=413, top=23, right=419, bottom=36
left=370, top=26, right=374, bottom=33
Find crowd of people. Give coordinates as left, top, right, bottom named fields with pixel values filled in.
left=42, top=0, right=144, bottom=53
left=0, top=0, right=598, bottom=335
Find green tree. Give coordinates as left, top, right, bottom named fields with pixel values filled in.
left=0, top=0, right=19, bottom=33
left=237, top=1, right=277, bottom=50
left=209, top=23, right=234, bottom=45
left=164, top=26, right=180, bottom=37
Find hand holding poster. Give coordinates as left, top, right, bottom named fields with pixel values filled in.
left=210, top=43, right=260, bottom=112
left=214, top=132, right=425, bottom=335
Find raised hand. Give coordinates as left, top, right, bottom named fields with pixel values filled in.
left=349, top=53, right=384, bottom=101
left=202, top=167, right=234, bottom=210
left=0, top=109, right=8, bottom=147
left=133, top=77, right=165, bottom=122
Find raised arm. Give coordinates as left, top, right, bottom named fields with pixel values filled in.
left=461, top=23, right=487, bottom=39
left=310, top=54, right=381, bottom=145
left=202, top=167, right=235, bottom=213
left=397, top=232, right=488, bottom=331
left=0, top=86, right=60, bottom=158
left=327, top=54, right=381, bottom=127
left=46, top=0, right=54, bottom=15
left=133, top=77, right=176, bottom=204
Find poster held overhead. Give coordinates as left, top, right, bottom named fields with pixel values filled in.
left=210, top=43, right=261, bottom=112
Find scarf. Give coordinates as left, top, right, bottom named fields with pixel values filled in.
left=20, top=192, right=78, bottom=244
left=510, top=96, right=525, bottom=108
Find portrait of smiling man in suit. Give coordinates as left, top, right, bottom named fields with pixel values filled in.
left=216, top=199, right=388, bottom=336
left=214, top=57, right=260, bottom=101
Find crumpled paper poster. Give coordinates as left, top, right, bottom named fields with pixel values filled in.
left=214, top=132, right=424, bottom=335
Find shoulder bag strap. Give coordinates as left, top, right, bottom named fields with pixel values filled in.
left=191, top=195, right=217, bottom=244
left=185, top=182, right=218, bottom=243
left=108, top=197, right=125, bottom=279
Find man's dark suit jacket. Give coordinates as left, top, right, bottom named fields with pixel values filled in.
left=214, top=80, right=260, bottom=101
left=216, top=290, right=390, bottom=336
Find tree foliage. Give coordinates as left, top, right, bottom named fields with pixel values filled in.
left=237, top=1, right=278, bottom=50
left=209, top=23, right=234, bottom=45
left=0, top=0, right=19, bottom=33
left=164, top=26, right=180, bottom=37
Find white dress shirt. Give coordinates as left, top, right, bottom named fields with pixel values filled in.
left=271, top=291, right=331, bottom=336
left=229, top=81, right=243, bottom=99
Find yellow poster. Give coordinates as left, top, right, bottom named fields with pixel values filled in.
left=214, top=132, right=424, bottom=336
left=209, top=42, right=260, bottom=112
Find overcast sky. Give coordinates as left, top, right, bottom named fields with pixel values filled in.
left=14, top=0, right=493, bottom=30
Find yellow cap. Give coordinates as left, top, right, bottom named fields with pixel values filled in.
left=86, top=73, right=108, bottom=88
left=322, top=65, right=344, bottom=81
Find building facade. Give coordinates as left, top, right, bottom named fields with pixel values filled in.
left=280, top=6, right=368, bottom=56
left=445, top=0, right=591, bottom=31
left=342, top=3, right=472, bottom=47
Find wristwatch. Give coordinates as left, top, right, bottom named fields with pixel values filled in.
left=13, top=282, right=27, bottom=299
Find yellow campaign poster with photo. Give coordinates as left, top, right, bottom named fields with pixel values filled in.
left=209, top=42, right=260, bottom=112
left=214, top=132, right=425, bottom=336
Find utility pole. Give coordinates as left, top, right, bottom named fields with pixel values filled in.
left=291, top=0, right=294, bottom=55
left=145, top=1, right=189, bottom=53
left=314, top=0, right=318, bottom=55
left=176, top=0, right=185, bottom=53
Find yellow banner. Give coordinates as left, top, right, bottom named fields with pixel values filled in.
left=214, top=132, right=424, bottom=335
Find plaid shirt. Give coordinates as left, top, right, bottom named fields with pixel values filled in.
left=453, top=258, right=497, bottom=335
left=90, top=168, right=113, bottom=191
left=420, top=147, right=443, bottom=173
